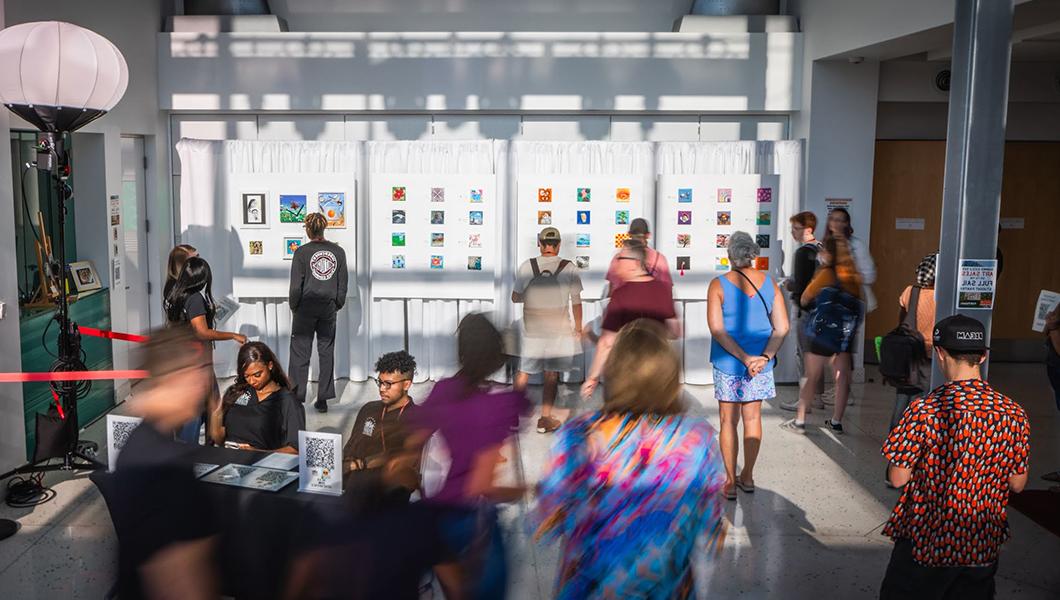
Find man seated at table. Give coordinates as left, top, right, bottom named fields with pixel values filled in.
left=343, top=350, right=420, bottom=475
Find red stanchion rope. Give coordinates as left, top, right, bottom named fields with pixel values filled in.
left=0, top=370, right=150, bottom=383
left=78, top=326, right=150, bottom=343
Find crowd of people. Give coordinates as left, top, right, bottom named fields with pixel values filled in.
left=113, top=206, right=1045, bottom=599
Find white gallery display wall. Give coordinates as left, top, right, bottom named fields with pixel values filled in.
left=177, top=138, right=802, bottom=384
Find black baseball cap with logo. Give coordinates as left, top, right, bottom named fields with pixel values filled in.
left=932, top=314, right=989, bottom=352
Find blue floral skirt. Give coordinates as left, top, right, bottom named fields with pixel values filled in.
left=713, top=368, right=775, bottom=403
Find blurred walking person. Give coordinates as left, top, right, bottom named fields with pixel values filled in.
left=821, top=208, right=875, bottom=408
left=604, top=218, right=672, bottom=294
left=111, top=325, right=220, bottom=600
left=402, top=313, right=529, bottom=599
left=535, top=319, right=726, bottom=599
left=512, top=227, right=582, bottom=433
left=707, top=232, right=789, bottom=499
left=782, top=236, right=862, bottom=434
left=780, top=212, right=822, bottom=412
left=581, top=243, right=679, bottom=399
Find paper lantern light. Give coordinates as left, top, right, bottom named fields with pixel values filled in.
left=0, top=21, right=128, bottom=132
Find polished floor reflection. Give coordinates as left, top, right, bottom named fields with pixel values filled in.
left=0, top=364, right=1056, bottom=598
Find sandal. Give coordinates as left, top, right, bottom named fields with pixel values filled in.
left=723, top=485, right=738, bottom=501
left=735, top=476, right=755, bottom=494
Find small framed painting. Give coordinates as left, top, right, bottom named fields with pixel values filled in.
left=70, top=260, right=102, bottom=293
left=240, top=192, right=269, bottom=228
left=279, top=194, right=308, bottom=224
left=283, top=237, right=304, bottom=260
left=318, top=192, right=346, bottom=228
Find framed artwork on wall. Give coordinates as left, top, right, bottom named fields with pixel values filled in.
left=70, top=260, right=102, bottom=293
left=318, top=192, right=346, bottom=228
left=283, top=237, right=304, bottom=259
left=240, top=192, right=269, bottom=228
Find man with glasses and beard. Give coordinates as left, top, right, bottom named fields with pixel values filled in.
left=343, top=351, right=420, bottom=477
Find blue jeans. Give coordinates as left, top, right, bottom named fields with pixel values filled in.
left=437, top=506, right=508, bottom=600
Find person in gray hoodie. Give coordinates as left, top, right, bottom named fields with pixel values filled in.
left=289, top=212, right=348, bottom=412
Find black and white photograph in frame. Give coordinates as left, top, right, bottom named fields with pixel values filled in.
left=69, top=260, right=103, bottom=293
left=240, top=192, right=269, bottom=228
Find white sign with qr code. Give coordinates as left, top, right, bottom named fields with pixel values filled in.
left=298, top=430, right=343, bottom=496
left=107, top=415, right=143, bottom=472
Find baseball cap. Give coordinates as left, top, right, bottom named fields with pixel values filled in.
left=932, top=314, right=989, bottom=352
left=538, top=227, right=561, bottom=243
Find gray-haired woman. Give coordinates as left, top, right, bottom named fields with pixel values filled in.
left=707, top=231, right=789, bottom=500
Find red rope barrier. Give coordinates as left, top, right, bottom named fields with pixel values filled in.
left=0, top=370, right=150, bottom=383
left=78, top=326, right=149, bottom=343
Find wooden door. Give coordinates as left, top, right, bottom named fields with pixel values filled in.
left=868, top=140, right=1060, bottom=343
left=866, top=141, right=946, bottom=340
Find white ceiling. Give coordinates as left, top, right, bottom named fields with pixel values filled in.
left=816, top=0, right=1060, bottom=63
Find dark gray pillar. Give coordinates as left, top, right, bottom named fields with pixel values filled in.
left=932, top=0, right=1014, bottom=387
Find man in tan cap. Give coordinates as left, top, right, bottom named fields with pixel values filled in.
left=512, top=227, right=583, bottom=433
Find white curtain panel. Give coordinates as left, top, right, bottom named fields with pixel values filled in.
left=509, top=141, right=657, bottom=383
left=656, top=141, right=804, bottom=384
left=366, top=141, right=508, bottom=382
left=175, top=138, right=370, bottom=381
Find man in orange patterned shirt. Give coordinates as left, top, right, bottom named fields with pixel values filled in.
left=880, top=315, right=1029, bottom=600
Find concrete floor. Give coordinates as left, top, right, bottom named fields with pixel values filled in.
left=0, top=363, right=1057, bottom=599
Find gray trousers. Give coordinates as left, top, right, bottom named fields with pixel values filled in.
left=289, top=311, right=337, bottom=404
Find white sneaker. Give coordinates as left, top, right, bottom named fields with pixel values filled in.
left=779, top=397, right=800, bottom=412
left=821, top=388, right=835, bottom=406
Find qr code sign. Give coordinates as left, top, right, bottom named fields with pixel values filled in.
left=304, top=437, right=336, bottom=470
left=111, top=421, right=138, bottom=451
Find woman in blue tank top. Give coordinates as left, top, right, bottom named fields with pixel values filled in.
left=707, top=231, right=789, bottom=500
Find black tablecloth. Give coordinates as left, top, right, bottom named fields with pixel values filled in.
left=189, top=447, right=352, bottom=599
left=93, top=446, right=381, bottom=600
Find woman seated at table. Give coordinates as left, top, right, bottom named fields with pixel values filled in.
left=210, top=342, right=305, bottom=454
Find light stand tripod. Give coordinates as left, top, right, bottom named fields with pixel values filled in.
left=0, top=19, right=130, bottom=542
left=2, top=133, right=103, bottom=480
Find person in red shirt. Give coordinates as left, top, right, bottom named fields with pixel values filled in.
left=880, top=314, right=1030, bottom=600
left=581, top=243, right=679, bottom=399
left=603, top=218, right=672, bottom=294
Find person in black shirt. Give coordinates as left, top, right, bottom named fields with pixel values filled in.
left=211, top=341, right=305, bottom=453
left=164, top=256, right=246, bottom=443
left=781, top=211, right=823, bottom=412
left=343, top=351, right=419, bottom=473
left=111, top=324, right=220, bottom=599
left=289, top=212, right=349, bottom=413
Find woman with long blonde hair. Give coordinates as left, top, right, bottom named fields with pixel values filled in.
left=535, top=319, right=726, bottom=599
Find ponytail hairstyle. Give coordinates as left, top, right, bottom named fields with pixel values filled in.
left=165, top=256, right=216, bottom=329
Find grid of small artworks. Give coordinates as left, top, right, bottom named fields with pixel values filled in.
left=536, top=185, right=633, bottom=272
left=673, top=186, right=772, bottom=273
left=390, top=186, right=485, bottom=271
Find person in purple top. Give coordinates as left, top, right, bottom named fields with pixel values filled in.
left=401, top=312, right=529, bottom=598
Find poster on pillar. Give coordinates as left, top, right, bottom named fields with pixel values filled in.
left=227, top=172, right=357, bottom=299
left=516, top=176, right=649, bottom=300
left=656, top=175, right=782, bottom=301
left=369, top=174, right=497, bottom=300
